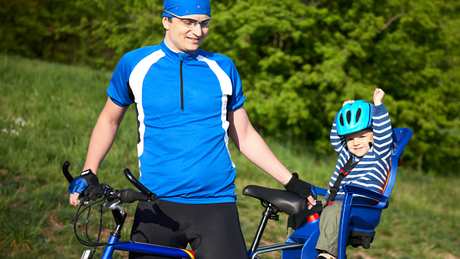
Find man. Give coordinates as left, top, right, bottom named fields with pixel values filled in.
left=68, top=1, right=315, bottom=258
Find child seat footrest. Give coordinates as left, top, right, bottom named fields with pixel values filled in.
left=348, top=231, right=375, bottom=249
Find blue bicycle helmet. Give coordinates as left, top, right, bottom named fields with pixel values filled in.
left=336, top=100, right=373, bottom=136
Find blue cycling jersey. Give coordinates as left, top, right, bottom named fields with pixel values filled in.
left=107, top=41, right=245, bottom=204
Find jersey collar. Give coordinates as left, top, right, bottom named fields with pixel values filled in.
left=161, top=40, right=199, bottom=61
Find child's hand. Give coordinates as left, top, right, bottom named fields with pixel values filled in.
left=373, top=88, right=385, bottom=106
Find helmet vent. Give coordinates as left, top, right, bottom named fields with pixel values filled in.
left=356, top=108, right=362, bottom=122
left=339, top=115, right=344, bottom=126
left=346, top=110, right=351, bottom=124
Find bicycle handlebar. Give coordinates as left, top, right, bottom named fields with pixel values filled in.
left=117, top=188, right=150, bottom=203
left=123, top=168, right=157, bottom=200
left=62, top=161, right=157, bottom=204
left=62, top=161, right=158, bottom=248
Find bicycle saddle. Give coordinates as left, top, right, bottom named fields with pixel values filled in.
left=243, top=185, right=306, bottom=215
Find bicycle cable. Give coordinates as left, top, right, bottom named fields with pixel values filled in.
left=73, top=197, right=108, bottom=247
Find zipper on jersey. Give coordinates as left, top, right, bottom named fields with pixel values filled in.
left=179, top=59, right=184, bottom=111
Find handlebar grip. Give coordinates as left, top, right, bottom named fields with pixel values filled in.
left=119, top=189, right=149, bottom=203
left=62, top=161, right=74, bottom=183
left=123, top=168, right=157, bottom=200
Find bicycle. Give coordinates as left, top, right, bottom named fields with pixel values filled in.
left=63, top=126, right=412, bottom=259
left=62, top=160, right=316, bottom=259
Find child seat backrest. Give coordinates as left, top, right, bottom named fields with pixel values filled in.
left=382, top=128, right=413, bottom=198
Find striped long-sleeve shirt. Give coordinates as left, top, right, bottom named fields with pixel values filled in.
left=328, top=104, right=393, bottom=198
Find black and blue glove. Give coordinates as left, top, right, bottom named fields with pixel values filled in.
left=285, top=173, right=322, bottom=229
left=68, top=169, right=103, bottom=200
left=284, top=172, right=313, bottom=199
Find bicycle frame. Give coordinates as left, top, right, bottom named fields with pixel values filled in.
left=245, top=197, right=320, bottom=259
left=96, top=205, right=196, bottom=259
left=89, top=202, right=313, bottom=259
left=100, top=236, right=196, bottom=259
left=91, top=202, right=305, bottom=259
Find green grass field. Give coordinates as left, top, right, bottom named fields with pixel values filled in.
left=1, top=55, right=459, bottom=258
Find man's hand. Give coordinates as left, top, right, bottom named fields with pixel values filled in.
left=285, top=173, right=316, bottom=206
left=69, top=193, right=80, bottom=206
left=373, top=88, right=385, bottom=106
left=68, top=169, right=102, bottom=206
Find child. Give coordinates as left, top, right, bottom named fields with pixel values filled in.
left=316, top=88, right=393, bottom=259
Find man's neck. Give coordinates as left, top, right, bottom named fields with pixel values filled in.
left=163, top=38, right=183, bottom=53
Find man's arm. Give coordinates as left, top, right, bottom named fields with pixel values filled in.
left=82, top=98, right=128, bottom=173
left=69, top=98, right=127, bottom=206
left=228, top=108, right=291, bottom=184
left=228, top=108, right=315, bottom=204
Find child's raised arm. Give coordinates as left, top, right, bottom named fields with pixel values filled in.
left=372, top=89, right=393, bottom=159
left=329, top=100, right=352, bottom=154
left=330, top=120, right=345, bottom=154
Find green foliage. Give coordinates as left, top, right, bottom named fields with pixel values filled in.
left=208, top=0, right=460, bottom=172
left=1, top=55, right=459, bottom=258
left=1, top=0, right=459, bottom=173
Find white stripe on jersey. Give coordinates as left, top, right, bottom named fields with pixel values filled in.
left=373, top=119, right=390, bottom=127
left=376, top=161, right=385, bottom=172
left=339, top=152, right=348, bottom=163
left=350, top=181, right=383, bottom=191
left=382, top=158, right=390, bottom=169
left=374, top=139, right=393, bottom=148
left=373, top=113, right=389, bottom=120
left=374, top=150, right=392, bottom=161
left=197, top=55, right=234, bottom=167
left=373, top=132, right=392, bottom=141
left=373, top=125, right=392, bottom=134
left=349, top=168, right=386, bottom=182
left=129, top=49, right=165, bottom=158
left=355, top=160, right=378, bottom=165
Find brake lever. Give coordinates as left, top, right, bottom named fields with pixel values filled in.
left=62, top=161, right=74, bottom=183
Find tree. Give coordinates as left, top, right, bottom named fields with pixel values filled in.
left=1, top=0, right=458, bottom=173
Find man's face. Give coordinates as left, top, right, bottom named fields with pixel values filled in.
left=345, top=130, right=373, bottom=157
left=162, top=14, right=210, bottom=52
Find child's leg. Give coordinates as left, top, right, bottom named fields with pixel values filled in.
left=316, top=201, right=343, bottom=257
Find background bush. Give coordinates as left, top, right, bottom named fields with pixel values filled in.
left=2, top=0, right=459, bottom=173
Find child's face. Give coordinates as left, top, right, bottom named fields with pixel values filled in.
left=345, top=130, right=373, bottom=157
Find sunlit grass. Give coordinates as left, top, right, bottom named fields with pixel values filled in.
left=0, top=55, right=458, bottom=258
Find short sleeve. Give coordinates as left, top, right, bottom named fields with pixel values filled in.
left=106, top=55, right=134, bottom=107
left=228, top=62, right=246, bottom=111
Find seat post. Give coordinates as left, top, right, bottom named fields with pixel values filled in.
left=249, top=203, right=276, bottom=255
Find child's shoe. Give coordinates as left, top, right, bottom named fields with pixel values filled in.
left=317, top=252, right=336, bottom=259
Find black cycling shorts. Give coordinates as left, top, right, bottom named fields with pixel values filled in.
left=129, top=200, right=249, bottom=259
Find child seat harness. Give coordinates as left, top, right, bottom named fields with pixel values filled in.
left=326, top=156, right=359, bottom=205
left=326, top=156, right=375, bottom=248
left=287, top=157, right=358, bottom=229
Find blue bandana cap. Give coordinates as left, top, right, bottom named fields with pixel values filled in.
left=163, top=0, right=211, bottom=17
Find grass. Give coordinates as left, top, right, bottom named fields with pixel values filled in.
left=0, top=54, right=459, bottom=258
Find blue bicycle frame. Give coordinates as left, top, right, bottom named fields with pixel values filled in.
left=80, top=201, right=196, bottom=259
left=101, top=237, right=195, bottom=259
